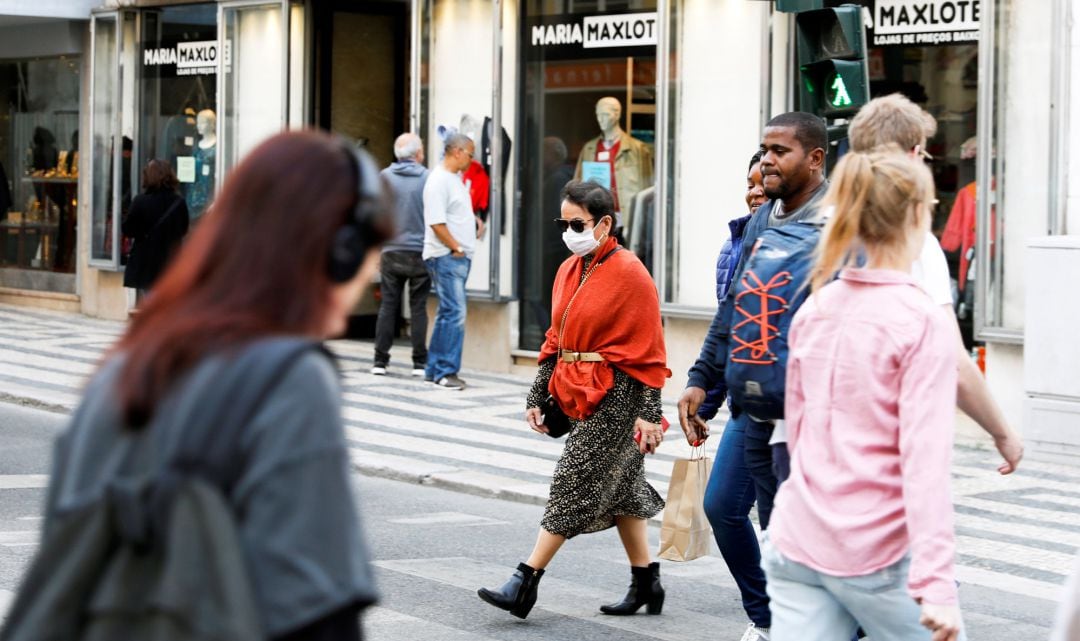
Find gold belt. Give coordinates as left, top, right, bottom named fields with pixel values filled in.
left=560, top=350, right=605, bottom=363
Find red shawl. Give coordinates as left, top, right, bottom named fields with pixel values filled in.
left=538, top=237, right=671, bottom=420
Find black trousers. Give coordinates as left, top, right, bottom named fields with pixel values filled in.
left=374, top=250, right=431, bottom=368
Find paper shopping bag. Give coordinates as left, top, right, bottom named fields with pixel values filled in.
left=657, top=454, right=713, bottom=562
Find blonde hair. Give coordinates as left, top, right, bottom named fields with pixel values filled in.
left=810, top=148, right=935, bottom=292
left=849, top=94, right=937, bottom=153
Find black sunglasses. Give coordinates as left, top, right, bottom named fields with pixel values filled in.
left=553, top=218, right=594, bottom=233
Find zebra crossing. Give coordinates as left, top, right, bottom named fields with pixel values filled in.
left=0, top=303, right=1075, bottom=630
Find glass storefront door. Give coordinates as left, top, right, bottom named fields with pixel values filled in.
left=517, top=1, right=659, bottom=350
left=867, top=43, right=979, bottom=345
left=139, top=4, right=219, bottom=224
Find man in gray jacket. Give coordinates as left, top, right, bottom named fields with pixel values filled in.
left=373, top=133, right=431, bottom=376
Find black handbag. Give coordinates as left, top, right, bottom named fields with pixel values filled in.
left=541, top=394, right=571, bottom=438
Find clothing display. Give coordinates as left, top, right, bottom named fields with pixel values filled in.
left=462, top=160, right=490, bottom=219
left=188, top=143, right=216, bottom=221
left=941, top=181, right=978, bottom=290
left=573, top=131, right=652, bottom=232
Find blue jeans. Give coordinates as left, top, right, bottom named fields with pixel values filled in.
left=703, top=413, right=770, bottom=628
left=761, top=535, right=966, bottom=641
left=425, top=254, right=470, bottom=381
left=744, top=417, right=778, bottom=529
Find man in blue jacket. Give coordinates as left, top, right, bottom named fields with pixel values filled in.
left=677, top=113, right=827, bottom=641
left=373, top=133, right=431, bottom=377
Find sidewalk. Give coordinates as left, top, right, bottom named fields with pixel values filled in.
left=0, top=303, right=1077, bottom=605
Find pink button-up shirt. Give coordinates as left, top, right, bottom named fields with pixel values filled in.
left=770, top=267, right=959, bottom=605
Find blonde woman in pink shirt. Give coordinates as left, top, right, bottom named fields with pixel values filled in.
left=761, top=148, right=964, bottom=641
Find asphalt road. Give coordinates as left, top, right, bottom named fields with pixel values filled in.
left=0, top=402, right=1059, bottom=640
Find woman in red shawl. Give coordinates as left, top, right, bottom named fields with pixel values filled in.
left=478, top=181, right=670, bottom=620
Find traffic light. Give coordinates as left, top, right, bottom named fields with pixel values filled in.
left=794, top=5, right=869, bottom=118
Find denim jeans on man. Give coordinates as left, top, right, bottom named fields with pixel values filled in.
left=702, top=412, right=770, bottom=629
left=744, top=418, right=778, bottom=529
left=425, top=254, right=471, bottom=382
left=374, top=251, right=432, bottom=369
left=762, top=535, right=966, bottom=641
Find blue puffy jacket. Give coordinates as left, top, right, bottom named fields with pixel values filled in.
left=697, top=212, right=752, bottom=421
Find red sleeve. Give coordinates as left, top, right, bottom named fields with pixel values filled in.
left=940, top=185, right=973, bottom=252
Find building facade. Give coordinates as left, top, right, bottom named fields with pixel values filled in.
left=1, top=0, right=1075, bottom=461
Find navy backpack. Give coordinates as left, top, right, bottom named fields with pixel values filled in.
left=724, top=220, right=822, bottom=420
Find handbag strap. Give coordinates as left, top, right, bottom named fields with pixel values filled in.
left=556, top=245, right=622, bottom=354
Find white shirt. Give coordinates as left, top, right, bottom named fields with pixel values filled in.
left=912, top=232, right=953, bottom=307
left=422, top=166, right=475, bottom=260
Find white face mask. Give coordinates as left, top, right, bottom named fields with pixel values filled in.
left=562, top=227, right=602, bottom=257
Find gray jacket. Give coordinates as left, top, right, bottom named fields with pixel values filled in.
left=42, top=343, right=378, bottom=637
left=381, top=160, right=429, bottom=253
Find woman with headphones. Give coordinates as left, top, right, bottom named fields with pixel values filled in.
left=26, top=131, right=392, bottom=640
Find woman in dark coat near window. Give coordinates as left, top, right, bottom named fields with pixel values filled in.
left=122, top=159, right=189, bottom=294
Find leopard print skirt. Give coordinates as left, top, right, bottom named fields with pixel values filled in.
left=539, top=369, right=665, bottom=538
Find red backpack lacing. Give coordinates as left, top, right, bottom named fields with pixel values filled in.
left=730, top=270, right=792, bottom=365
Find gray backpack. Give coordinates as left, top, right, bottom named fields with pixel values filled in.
left=0, top=339, right=321, bottom=641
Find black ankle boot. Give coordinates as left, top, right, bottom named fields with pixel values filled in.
left=600, top=562, right=664, bottom=616
left=477, top=562, right=545, bottom=619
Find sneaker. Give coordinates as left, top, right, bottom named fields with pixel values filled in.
left=739, top=623, right=770, bottom=641
left=371, top=365, right=387, bottom=376
left=412, top=368, right=426, bottom=377
left=435, top=374, right=466, bottom=390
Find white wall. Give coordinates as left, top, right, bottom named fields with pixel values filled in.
left=670, top=0, right=769, bottom=308
left=427, top=0, right=497, bottom=294
left=998, top=1, right=1052, bottom=329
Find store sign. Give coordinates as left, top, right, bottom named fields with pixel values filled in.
left=143, top=40, right=218, bottom=76
left=528, top=11, right=658, bottom=60
left=871, top=0, right=980, bottom=46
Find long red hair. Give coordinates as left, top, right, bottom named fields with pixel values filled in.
left=115, top=130, right=361, bottom=427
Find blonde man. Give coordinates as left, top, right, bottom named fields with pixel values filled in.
left=849, top=93, right=1024, bottom=475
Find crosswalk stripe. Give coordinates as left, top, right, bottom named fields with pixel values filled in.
left=364, top=607, right=507, bottom=641
left=375, top=556, right=734, bottom=641
left=0, top=588, right=13, bottom=621
left=0, top=348, right=97, bottom=377
left=957, top=496, right=1080, bottom=528
left=0, top=475, right=48, bottom=490
left=954, top=565, right=1063, bottom=602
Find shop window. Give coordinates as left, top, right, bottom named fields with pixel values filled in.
left=416, top=0, right=505, bottom=301
left=974, top=0, right=1052, bottom=339
left=865, top=43, right=981, bottom=345
left=517, top=0, right=660, bottom=350
left=90, top=11, right=139, bottom=270
left=0, top=56, right=81, bottom=275
left=138, top=4, right=219, bottom=224
left=656, top=0, right=768, bottom=313
left=219, top=2, right=300, bottom=178
left=90, top=14, right=116, bottom=265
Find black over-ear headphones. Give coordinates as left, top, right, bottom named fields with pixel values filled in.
left=328, top=140, right=390, bottom=283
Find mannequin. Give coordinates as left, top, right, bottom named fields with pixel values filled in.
left=573, top=97, right=652, bottom=240
left=189, top=109, right=217, bottom=221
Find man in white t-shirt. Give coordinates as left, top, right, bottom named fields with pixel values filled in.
left=422, top=133, right=479, bottom=390
left=847, top=94, right=1023, bottom=474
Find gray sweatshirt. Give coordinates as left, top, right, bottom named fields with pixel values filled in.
left=44, top=347, right=378, bottom=636
left=380, top=160, right=430, bottom=253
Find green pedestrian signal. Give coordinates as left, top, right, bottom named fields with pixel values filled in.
left=829, top=74, right=852, bottom=108
left=794, top=5, right=869, bottom=117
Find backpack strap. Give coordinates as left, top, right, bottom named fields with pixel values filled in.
left=113, top=338, right=326, bottom=549
left=172, top=337, right=327, bottom=488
